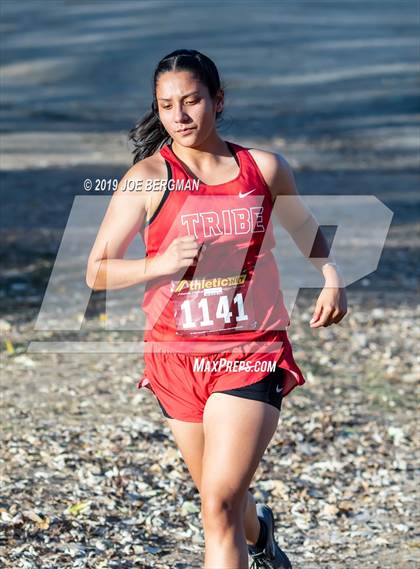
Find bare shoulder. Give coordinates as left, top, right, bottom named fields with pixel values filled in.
left=113, top=150, right=169, bottom=224
left=247, top=147, right=297, bottom=198
left=117, top=151, right=167, bottom=191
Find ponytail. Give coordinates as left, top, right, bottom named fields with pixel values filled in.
left=128, top=101, right=170, bottom=164
left=128, top=49, right=223, bottom=165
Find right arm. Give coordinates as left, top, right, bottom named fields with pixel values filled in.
left=85, top=161, right=203, bottom=291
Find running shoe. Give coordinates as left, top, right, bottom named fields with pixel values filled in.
left=248, top=503, right=292, bottom=569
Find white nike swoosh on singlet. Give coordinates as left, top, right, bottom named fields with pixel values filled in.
left=276, top=384, right=283, bottom=393
left=238, top=189, right=256, bottom=198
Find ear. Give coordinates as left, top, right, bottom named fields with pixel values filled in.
left=215, top=88, right=224, bottom=113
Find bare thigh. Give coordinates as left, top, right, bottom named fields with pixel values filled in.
left=201, top=392, right=280, bottom=503
left=163, top=393, right=280, bottom=499
left=165, top=417, right=205, bottom=492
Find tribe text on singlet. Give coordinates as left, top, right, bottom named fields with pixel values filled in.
left=181, top=206, right=265, bottom=237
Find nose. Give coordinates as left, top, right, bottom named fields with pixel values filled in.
left=173, top=103, right=190, bottom=124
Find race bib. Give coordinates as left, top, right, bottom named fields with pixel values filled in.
left=171, top=270, right=258, bottom=336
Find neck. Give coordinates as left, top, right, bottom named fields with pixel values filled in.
left=171, top=133, right=230, bottom=169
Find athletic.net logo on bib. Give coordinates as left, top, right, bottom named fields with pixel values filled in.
left=170, top=269, right=258, bottom=336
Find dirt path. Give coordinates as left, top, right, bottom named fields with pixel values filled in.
left=1, top=1, right=419, bottom=567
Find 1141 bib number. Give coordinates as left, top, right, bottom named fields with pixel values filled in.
left=171, top=278, right=257, bottom=336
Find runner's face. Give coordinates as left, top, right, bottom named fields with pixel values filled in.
left=156, top=70, right=222, bottom=145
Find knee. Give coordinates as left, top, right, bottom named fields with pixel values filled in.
left=201, top=489, right=246, bottom=527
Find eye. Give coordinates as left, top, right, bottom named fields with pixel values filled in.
left=160, top=98, right=200, bottom=110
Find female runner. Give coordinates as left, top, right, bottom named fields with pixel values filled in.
left=86, top=49, right=347, bottom=569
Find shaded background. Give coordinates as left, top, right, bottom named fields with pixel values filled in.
left=1, top=0, right=418, bottom=307
left=1, top=1, right=419, bottom=568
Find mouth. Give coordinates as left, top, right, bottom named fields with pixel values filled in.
left=177, top=127, right=196, bottom=135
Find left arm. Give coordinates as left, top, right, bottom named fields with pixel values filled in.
left=249, top=149, right=348, bottom=328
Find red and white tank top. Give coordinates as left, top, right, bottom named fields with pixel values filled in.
left=139, top=140, right=291, bottom=352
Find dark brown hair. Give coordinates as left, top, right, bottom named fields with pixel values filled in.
left=128, top=49, right=224, bottom=164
